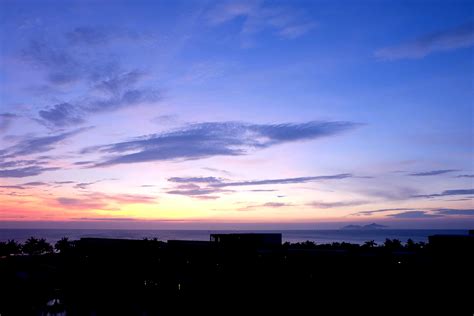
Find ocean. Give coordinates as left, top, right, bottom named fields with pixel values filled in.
left=0, top=228, right=468, bottom=245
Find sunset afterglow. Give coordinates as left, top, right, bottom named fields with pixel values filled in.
left=1, top=0, right=473, bottom=229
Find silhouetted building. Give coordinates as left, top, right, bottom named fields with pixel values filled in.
left=167, top=240, right=211, bottom=250
left=210, top=233, right=282, bottom=248
left=77, top=237, right=146, bottom=251
left=428, top=231, right=474, bottom=259
left=429, top=233, right=474, bottom=247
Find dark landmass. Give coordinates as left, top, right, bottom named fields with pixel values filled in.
left=341, top=223, right=388, bottom=230
left=1, top=231, right=473, bottom=315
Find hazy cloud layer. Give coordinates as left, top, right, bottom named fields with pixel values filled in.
left=55, top=192, right=157, bottom=210
left=363, top=187, right=420, bottom=201
left=82, top=121, right=359, bottom=167
left=56, top=197, right=110, bottom=210
left=375, top=23, right=474, bottom=60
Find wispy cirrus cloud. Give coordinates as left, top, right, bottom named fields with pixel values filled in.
left=22, top=26, right=153, bottom=85
left=0, top=159, right=41, bottom=169
left=1, top=127, right=89, bottom=158
left=0, top=128, right=88, bottom=178
left=412, top=188, right=474, bottom=198
left=354, top=208, right=414, bottom=216
left=74, top=181, right=100, bottom=190
left=435, top=209, right=474, bottom=216
left=22, top=39, right=84, bottom=85
left=166, top=183, right=225, bottom=199
left=82, top=120, right=359, bottom=167
left=387, top=209, right=474, bottom=218
left=375, top=22, right=474, bottom=60
left=408, top=169, right=460, bottom=176
left=387, top=211, right=444, bottom=218
left=37, top=71, right=161, bottom=128
left=308, top=200, right=368, bottom=209
left=38, top=103, right=85, bottom=128
left=0, top=181, right=54, bottom=189
left=0, top=185, right=26, bottom=190
left=20, top=26, right=161, bottom=128
left=22, top=181, right=49, bottom=186
left=0, top=166, right=59, bottom=178
left=207, top=0, right=315, bottom=45
left=0, top=113, right=19, bottom=133
left=66, top=26, right=147, bottom=46
left=238, top=201, right=293, bottom=211
left=202, top=167, right=234, bottom=176
left=165, top=173, right=354, bottom=199
left=354, top=208, right=474, bottom=218
left=211, top=173, right=353, bottom=187
left=168, top=176, right=224, bottom=184
left=73, top=178, right=117, bottom=190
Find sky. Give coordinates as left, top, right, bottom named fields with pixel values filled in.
left=0, top=0, right=473, bottom=229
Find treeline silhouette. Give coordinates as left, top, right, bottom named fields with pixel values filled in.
left=0, top=234, right=472, bottom=315
left=0, top=237, right=428, bottom=257
left=0, top=237, right=71, bottom=257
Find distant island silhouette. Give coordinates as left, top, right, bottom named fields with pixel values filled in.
left=341, top=223, right=388, bottom=230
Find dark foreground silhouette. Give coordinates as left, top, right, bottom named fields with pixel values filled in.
left=1, top=232, right=473, bottom=315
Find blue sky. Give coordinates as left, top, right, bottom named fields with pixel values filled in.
left=0, top=0, right=473, bottom=229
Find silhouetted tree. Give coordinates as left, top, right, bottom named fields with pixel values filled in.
left=55, top=237, right=74, bottom=253
left=405, top=239, right=425, bottom=250
left=303, top=240, right=317, bottom=248
left=22, top=237, right=53, bottom=255
left=285, top=240, right=318, bottom=249
left=0, top=239, right=22, bottom=256
left=384, top=238, right=402, bottom=250
left=405, top=238, right=416, bottom=250
left=363, top=240, right=377, bottom=248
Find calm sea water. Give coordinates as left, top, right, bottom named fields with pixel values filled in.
left=0, top=229, right=468, bottom=245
